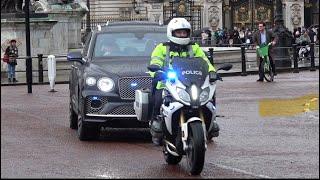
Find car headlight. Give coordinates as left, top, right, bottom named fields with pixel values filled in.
left=199, top=88, right=210, bottom=102
left=177, top=87, right=190, bottom=102
left=86, top=77, right=96, bottom=86
left=97, top=77, right=114, bottom=92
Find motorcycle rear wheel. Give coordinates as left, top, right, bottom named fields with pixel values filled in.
left=186, top=122, right=206, bottom=175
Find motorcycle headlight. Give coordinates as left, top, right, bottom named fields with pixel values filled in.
left=177, top=87, right=190, bottom=102
left=86, top=77, right=96, bottom=86
left=97, top=77, right=114, bottom=92
left=190, top=85, right=198, bottom=100
left=199, top=88, right=210, bottom=102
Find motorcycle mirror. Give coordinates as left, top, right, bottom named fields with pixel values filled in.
left=147, top=64, right=162, bottom=72
left=217, top=64, right=233, bottom=71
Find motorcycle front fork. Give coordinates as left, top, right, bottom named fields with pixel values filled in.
left=179, top=109, right=208, bottom=151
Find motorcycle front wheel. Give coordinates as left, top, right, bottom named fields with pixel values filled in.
left=186, top=122, right=206, bottom=175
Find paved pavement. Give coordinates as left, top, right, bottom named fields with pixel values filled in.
left=1, top=70, right=319, bottom=178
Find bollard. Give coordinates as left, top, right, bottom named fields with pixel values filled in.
left=26, top=56, right=33, bottom=93
left=47, top=55, right=57, bottom=92
left=293, top=44, right=299, bottom=73
left=38, top=54, right=44, bottom=83
left=241, top=46, right=247, bottom=76
left=208, top=48, right=214, bottom=65
left=310, top=43, right=316, bottom=71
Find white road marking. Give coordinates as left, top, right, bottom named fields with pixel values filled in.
left=209, top=162, right=272, bottom=179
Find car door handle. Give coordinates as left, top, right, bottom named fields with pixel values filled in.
left=71, top=65, right=78, bottom=70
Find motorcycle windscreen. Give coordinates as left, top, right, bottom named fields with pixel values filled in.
left=171, top=57, right=209, bottom=87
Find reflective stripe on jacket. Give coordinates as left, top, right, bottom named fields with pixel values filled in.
left=149, top=42, right=216, bottom=89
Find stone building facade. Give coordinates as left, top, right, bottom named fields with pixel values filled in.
left=87, top=0, right=319, bottom=32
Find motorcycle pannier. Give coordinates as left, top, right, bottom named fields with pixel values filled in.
left=134, top=88, right=152, bottom=122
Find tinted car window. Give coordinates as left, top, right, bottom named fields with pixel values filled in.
left=93, top=32, right=167, bottom=58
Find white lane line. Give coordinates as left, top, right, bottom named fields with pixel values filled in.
left=209, top=162, right=272, bottom=179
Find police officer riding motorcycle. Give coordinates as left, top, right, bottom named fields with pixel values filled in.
left=148, top=18, right=220, bottom=146
left=134, top=18, right=232, bottom=175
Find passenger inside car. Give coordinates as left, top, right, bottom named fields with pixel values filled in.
left=123, top=46, right=139, bottom=56
left=94, top=32, right=166, bottom=57
left=101, top=41, right=121, bottom=56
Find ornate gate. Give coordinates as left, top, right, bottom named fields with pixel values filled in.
left=230, top=0, right=274, bottom=30
left=163, top=0, right=202, bottom=33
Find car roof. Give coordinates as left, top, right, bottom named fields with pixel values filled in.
left=104, top=21, right=163, bottom=26
left=94, top=21, right=167, bottom=33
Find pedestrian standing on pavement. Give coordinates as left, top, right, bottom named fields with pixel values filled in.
left=231, top=26, right=241, bottom=47
left=253, top=22, right=277, bottom=82
left=5, top=39, right=19, bottom=83
left=201, top=30, right=209, bottom=46
left=239, top=27, right=246, bottom=44
left=307, top=27, right=316, bottom=43
left=296, top=30, right=311, bottom=45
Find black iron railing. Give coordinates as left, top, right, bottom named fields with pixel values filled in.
left=1, top=43, right=319, bottom=86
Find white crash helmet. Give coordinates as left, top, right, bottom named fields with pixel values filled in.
left=167, top=18, right=191, bottom=45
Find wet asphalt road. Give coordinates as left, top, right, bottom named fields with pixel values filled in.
left=1, top=70, right=319, bottom=178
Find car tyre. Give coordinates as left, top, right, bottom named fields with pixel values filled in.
left=77, top=115, right=100, bottom=141
left=77, top=100, right=100, bottom=141
left=69, top=95, right=78, bottom=129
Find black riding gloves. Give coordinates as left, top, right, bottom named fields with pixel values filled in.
left=154, top=71, right=166, bottom=81
left=209, top=71, right=222, bottom=82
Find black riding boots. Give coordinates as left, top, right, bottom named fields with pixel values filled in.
left=150, top=116, right=163, bottom=146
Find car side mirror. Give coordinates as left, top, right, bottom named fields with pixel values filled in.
left=147, top=64, right=162, bottom=72
left=217, top=64, right=233, bottom=71
left=67, top=51, right=85, bottom=64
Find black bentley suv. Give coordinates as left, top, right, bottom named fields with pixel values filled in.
left=67, top=21, right=167, bottom=140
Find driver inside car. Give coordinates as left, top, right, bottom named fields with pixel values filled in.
left=98, top=41, right=121, bottom=56
left=148, top=17, right=220, bottom=146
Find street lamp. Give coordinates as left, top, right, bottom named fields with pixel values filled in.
left=25, top=0, right=32, bottom=93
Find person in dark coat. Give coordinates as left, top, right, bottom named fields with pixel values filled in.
left=5, top=39, right=19, bottom=83
left=253, top=22, right=277, bottom=81
left=307, top=27, right=316, bottom=43
left=231, top=26, right=241, bottom=47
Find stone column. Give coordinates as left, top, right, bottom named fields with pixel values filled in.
left=203, top=0, right=223, bottom=31
left=223, top=0, right=231, bottom=30
left=145, top=2, right=163, bottom=24
left=283, top=0, right=304, bottom=32
left=49, top=10, right=86, bottom=51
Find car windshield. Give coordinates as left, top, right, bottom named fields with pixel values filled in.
left=93, top=32, right=167, bottom=58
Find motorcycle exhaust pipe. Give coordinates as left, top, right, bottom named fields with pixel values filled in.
left=164, top=140, right=180, bottom=157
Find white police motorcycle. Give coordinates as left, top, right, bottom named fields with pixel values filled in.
left=134, top=57, right=232, bottom=175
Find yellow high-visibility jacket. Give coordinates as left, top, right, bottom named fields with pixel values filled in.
left=149, top=42, right=216, bottom=89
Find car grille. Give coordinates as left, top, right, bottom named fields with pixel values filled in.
left=108, top=105, right=135, bottom=115
left=118, top=76, right=152, bottom=100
